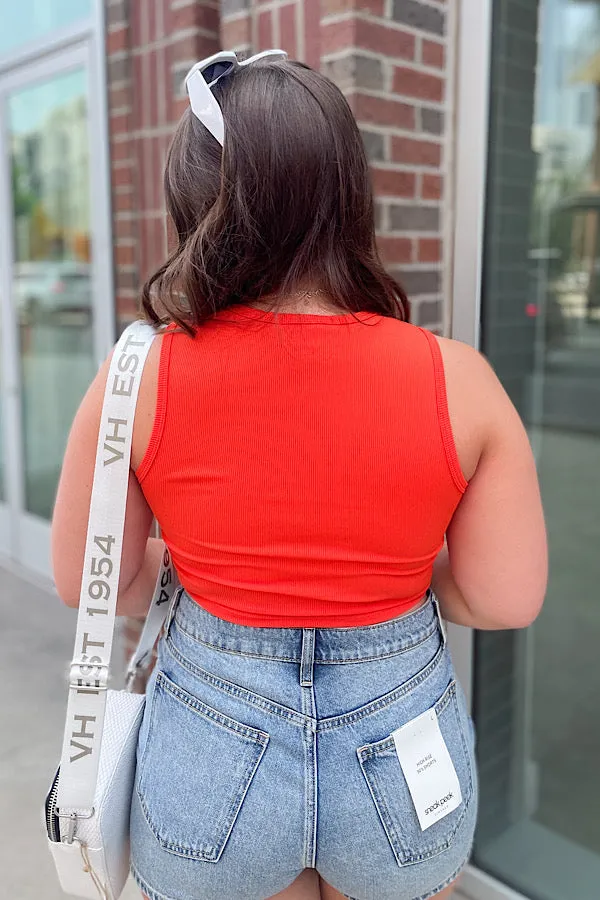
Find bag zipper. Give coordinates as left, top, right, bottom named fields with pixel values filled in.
left=45, top=768, right=61, bottom=843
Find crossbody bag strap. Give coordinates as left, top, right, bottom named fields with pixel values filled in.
left=125, top=546, right=180, bottom=688
left=56, top=320, right=174, bottom=813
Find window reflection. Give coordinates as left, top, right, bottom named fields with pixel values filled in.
left=474, top=3, right=600, bottom=899
left=9, top=68, right=95, bottom=520
left=0, top=1, right=92, bottom=57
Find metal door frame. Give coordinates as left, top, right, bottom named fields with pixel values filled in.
left=0, top=2, right=114, bottom=576
left=446, top=2, right=533, bottom=898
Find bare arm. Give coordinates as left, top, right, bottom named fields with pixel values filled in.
left=432, top=338, right=548, bottom=630
left=51, top=345, right=163, bottom=615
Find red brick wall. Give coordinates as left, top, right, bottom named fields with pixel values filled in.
left=107, top=0, right=450, bottom=332
left=105, top=0, right=220, bottom=331
left=220, top=0, right=450, bottom=330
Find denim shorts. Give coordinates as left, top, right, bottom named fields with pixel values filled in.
left=130, top=590, right=478, bottom=900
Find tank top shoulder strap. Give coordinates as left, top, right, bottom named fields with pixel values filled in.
left=418, top=327, right=468, bottom=494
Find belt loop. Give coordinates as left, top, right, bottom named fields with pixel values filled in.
left=431, top=592, right=447, bottom=647
left=300, top=628, right=315, bottom=687
left=164, top=587, right=183, bottom=638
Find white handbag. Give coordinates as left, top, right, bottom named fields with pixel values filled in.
left=44, top=320, right=180, bottom=900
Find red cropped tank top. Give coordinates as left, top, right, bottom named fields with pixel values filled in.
left=137, top=305, right=467, bottom=627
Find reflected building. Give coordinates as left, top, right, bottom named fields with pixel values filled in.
left=11, top=92, right=89, bottom=263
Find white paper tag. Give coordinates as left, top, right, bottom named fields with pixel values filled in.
left=392, top=706, right=462, bottom=830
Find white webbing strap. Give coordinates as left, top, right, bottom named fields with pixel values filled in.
left=56, top=321, right=177, bottom=813
left=125, top=548, right=180, bottom=687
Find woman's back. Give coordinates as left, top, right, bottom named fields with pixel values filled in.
left=50, top=50, right=549, bottom=900
left=136, top=308, right=466, bottom=627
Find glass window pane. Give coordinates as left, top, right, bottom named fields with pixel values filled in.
left=0, top=397, right=4, bottom=503
left=474, top=2, right=600, bottom=899
left=0, top=1, right=92, bottom=58
left=9, top=68, right=95, bottom=520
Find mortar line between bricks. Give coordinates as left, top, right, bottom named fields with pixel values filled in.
left=109, top=79, right=131, bottom=91
left=404, top=298, right=444, bottom=305
left=221, top=10, right=252, bottom=24
left=130, top=28, right=218, bottom=54
left=372, top=160, right=443, bottom=168
left=387, top=238, right=442, bottom=245
left=171, top=0, right=219, bottom=9
left=241, top=1, right=290, bottom=18
left=376, top=184, right=442, bottom=194
left=396, top=0, right=446, bottom=11
left=355, top=120, right=443, bottom=135
left=222, top=1, right=289, bottom=18
left=320, top=10, right=446, bottom=41
left=321, top=48, right=446, bottom=76
left=391, top=261, right=443, bottom=270
left=350, top=87, right=445, bottom=107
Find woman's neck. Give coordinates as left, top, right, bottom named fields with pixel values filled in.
left=248, top=287, right=349, bottom=315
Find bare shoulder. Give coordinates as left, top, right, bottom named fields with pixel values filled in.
left=433, top=333, right=496, bottom=385
left=429, top=334, right=507, bottom=481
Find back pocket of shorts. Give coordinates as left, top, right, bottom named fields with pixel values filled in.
left=357, top=681, right=474, bottom=867
left=137, top=670, right=269, bottom=862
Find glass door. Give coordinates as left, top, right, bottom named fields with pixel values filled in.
left=0, top=42, right=112, bottom=576
left=465, top=1, right=600, bottom=899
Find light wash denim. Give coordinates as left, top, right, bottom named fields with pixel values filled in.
left=130, top=590, right=478, bottom=900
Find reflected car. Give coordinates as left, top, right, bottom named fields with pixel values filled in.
left=14, top=261, right=92, bottom=324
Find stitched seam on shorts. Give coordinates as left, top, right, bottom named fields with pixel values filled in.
left=317, top=625, right=438, bottom=664
left=172, top=616, right=438, bottom=663
left=357, top=681, right=456, bottom=757
left=319, top=641, right=446, bottom=733
left=130, top=853, right=472, bottom=900
left=177, top=593, right=433, bottom=636
left=172, top=618, right=299, bottom=661
left=323, top=596, right=431, bottom=631
left=136, top=671, right=162, bottom=791
left=367, top=758, right=469, bottom=864
left=135, top=676, right=270, bottom=861
left=361, top=761, right=471, bottom=865
left=155, top=670, right=270, bottom=742
left=455, top=692, right=475, bottom=799
left=412, top=848, right=472, bottom=900
left=164, top=634, right=308, bottom=727
left=138, top=738, right=269, bottom=861
left=131, top=863, right=177, bottom=900
left=165, top=630, right=446, bottom=733
left=356, top=687, right=474, bottom=866
left=166, top=628, right=446, bottom=733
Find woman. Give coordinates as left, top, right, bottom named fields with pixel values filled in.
left=52, top=52, right=547, bottom=900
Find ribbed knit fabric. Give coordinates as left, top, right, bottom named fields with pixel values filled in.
left=137, top=305, right=467, bottom=627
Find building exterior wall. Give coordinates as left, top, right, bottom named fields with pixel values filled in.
left=105, top=0, right=220, bottom=331
left=106, top=0, right=453, bottom=332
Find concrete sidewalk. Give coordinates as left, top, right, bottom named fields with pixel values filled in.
left=0, top=565, right=469, bottom=900
left=0, top=566, right=139, bottom=900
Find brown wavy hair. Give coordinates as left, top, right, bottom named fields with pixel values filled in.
left=141, top=59, right=409, bottom=333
